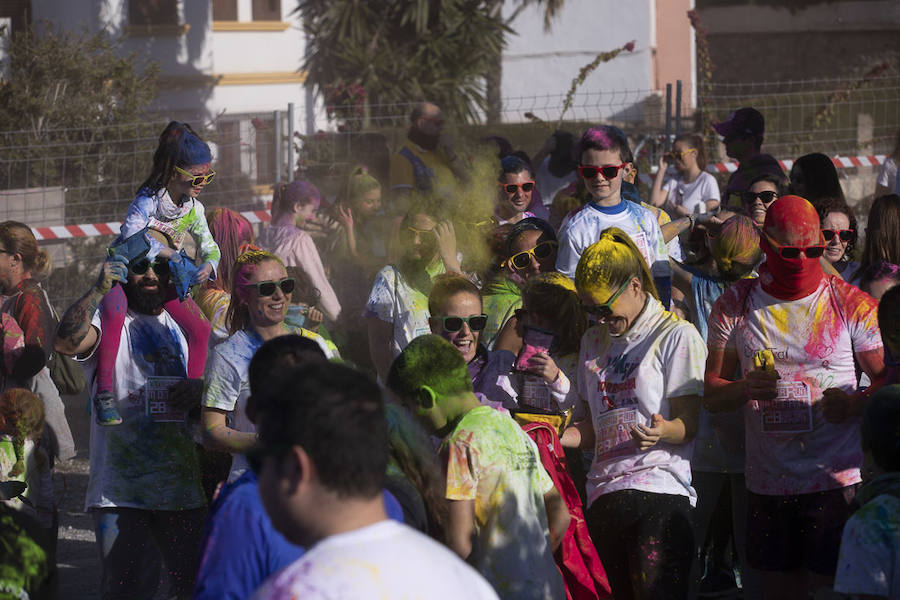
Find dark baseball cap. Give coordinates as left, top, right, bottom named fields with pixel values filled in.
left=713, top=107, right=764, bottom=138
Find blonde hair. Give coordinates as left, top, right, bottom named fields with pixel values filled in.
left=575, top=227, right=658, bottom=300
left=0, top=388, right=44, bottom=478
left=225, top=250, right=286, bottom=335
left=521, top=273, right=586, bottom=356
left=713, top=215, right=761, bottom=280
left=0, top=221, right=51, bottom=280
left=345, top=165, right=381, bottom=208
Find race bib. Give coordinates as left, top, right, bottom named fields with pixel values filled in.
left=145, top=376, right=187, bottom=423
left=630, top=231, right=653, bottom=271
left=761, top=381, right=812, bottom=434
left=595, top=407, right=638, bottom=457
left=520, top=375, right=552, bottom=412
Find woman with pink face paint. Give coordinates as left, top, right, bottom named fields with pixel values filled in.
left=200, top=250, right=336, bottom=483
left=257, top=181, right=341, bottom=323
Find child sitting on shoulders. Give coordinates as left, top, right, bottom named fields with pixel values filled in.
left=94, top=121, right=218, bottom=426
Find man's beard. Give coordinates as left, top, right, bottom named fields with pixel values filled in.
left=407, top=126, right=439, bottom=151
left=123, top=279, right=167, bottom=314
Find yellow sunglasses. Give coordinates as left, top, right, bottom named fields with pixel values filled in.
left=174, top=165, right=216, bottom=186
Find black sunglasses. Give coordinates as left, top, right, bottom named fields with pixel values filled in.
left=434, top=314, right=488, bottom=333
left=129, top=258, right=170, bottom=276
left=821, top=229, right=854, bottom=242
left=741, top=190, right=778, bottom=205
left=244, top=277, right=296, bottom=297
left=764, top=233, right=826, bottom=259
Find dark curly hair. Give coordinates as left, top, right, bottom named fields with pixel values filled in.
left=815, top=196, right=858, bottom=260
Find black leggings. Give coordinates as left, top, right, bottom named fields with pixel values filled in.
left=586, top=489, right=694, bottom=600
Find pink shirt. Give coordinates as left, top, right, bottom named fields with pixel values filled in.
left=257, top=225, right=341, bottom=322
left=707, top=276, right=882, bottom=495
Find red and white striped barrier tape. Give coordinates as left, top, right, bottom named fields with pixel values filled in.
left=31, top=209, right=271, bottom=241
left=30, top=154, right=887, bottom=241
left=706, top=154, right=886, bottom=174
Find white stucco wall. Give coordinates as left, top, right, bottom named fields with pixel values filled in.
left=500, top=0, right=654, bottom=124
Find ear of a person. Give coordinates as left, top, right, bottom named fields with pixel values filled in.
left=417, top=385, right=436, bottom=410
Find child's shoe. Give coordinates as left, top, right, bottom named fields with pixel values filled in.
left=93, top=391, right=123, bottom=426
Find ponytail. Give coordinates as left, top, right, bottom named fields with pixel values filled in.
left=575, top=227, right=658, bottom=300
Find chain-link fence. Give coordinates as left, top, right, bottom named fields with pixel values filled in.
left=3, top=77, right=896, bottom=312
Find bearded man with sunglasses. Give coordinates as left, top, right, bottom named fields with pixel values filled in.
left=704, top=195, right=887, bottom=600
left=55, top=253, right=209, bottom=598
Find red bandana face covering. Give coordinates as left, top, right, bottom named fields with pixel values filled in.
left=758, top=195, right=824, bottom=301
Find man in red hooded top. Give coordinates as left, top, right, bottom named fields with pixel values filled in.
left=701, top=195, right=886, bottom=600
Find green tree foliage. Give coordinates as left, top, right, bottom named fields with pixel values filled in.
left=296, top=0, right=509, bottom=125
left=0, top=24, right=160, bottom=222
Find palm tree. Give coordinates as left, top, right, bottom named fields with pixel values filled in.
left=296, top=0, right=508, bottom=125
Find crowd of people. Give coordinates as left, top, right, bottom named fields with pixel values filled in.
left=0, top=104, right=899, bottom=600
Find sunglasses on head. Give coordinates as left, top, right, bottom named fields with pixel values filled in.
left=129, top=258, right=170, bottom=276
left=505, top=240, right=557, bottom=270
left=669, top=149, right=697, bottom=159
left=581, top=279, right=632, bottom=321
left=764, top=233, right=825, bottom=260
left=434, top=314, right=488, bottom=333
left=174, top=165, right=216, bottom=187
left=244, top=277, right=295, bottom=297
left=499, top=181, right=535, bottom=194
left=407, top=226, right=435, bottom=237
left=741, top=190, right=778, bottom=205
left=578, top=164, right=627, bottom=180
left=821, top=229, right=854, bottom=243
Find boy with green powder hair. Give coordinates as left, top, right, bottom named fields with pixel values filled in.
left=387, top=335, right=569, bottom=600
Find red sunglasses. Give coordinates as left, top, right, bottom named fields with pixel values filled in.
left=821, top=229, right=854, bottom=243
left=499, top=181, right=535, bottom=194
left=578, top=164, right=627, bottom=180
left=764, top=233, right=826, bottom=259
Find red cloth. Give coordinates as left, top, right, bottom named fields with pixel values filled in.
left=759, top=195, right=824, bottom=300
left=522, top=422, right=611, bottom=600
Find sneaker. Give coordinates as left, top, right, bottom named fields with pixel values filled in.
left=93, top=391, right=123, bottom=426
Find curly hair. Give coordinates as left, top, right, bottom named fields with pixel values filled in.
left=815, top=196, right=858, bottom=261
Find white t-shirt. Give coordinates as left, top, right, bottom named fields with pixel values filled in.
left=876, top=156, right=897, bottom=191
left=536, top=157, right=577, bottom=206
left=556, top=200, right=670, bottom=280
left=577, top=296, right=705, bottom=508
left=443, top=405, right=565, bottom=599
left=365, top=264, right=440, bottom=358
left=202, top=326, right=337, bottom=482
left=707, top=276, right=882, bottom=495
left=662, top=171, right=720, bottom=215
left=253, top=520, right=499, bottom=600
left=82, top=310, right=205, bottom=511
left=834, top=490, right=900, bottom=598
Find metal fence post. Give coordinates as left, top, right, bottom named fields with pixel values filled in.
left=675, top=80, right=682, bottom=137
left=287, top=103, right=295, bottom=182
left=664, top=83, right=672, bottom=152
left=273, top=110, right=282, bottom=184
